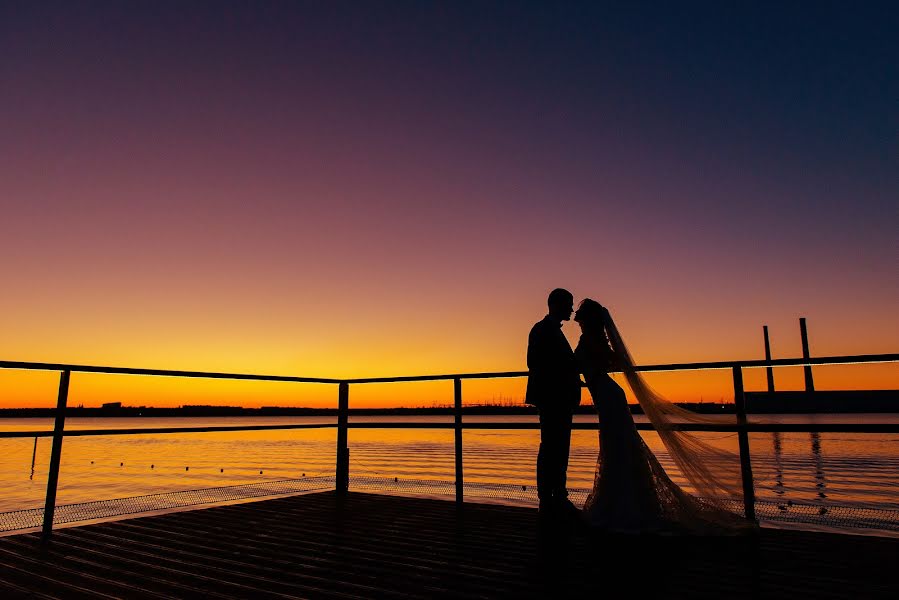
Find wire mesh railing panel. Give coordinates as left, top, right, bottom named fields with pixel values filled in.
left=753, top=500, right=899, bottom=533
left=3, top=474, right=896, bottom=535
left=349, top=475, right=589, bottom=507
left=348, top=475, right=899, bottom=534
left=0, top=475, right=334, bottom=532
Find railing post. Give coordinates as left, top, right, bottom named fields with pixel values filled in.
left=454, top=377, right=463, bottom=506
left=732, top=366, right=757, bottom=522
left=763, top=325, right=775, bottom=393
left=800, top=317, right=814, bottom=393
left=336, top=382, right=349, bottom=497
left=42, top=370, right=70, bottom=544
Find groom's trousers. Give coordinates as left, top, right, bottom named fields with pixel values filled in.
left=537, top=406, right=573, bottom=501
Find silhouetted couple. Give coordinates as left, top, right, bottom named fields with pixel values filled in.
left=527, top=288, right=755, bottom=534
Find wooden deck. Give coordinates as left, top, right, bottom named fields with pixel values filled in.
left=0, top=491, right=896, bottom=599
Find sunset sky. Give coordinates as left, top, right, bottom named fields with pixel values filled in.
left=1, top=2, right=896, bottom=408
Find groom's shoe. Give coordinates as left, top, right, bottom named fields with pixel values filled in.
left=538, top=498, right=558, bottom=521
left=556, top=497, right=581, bottom=521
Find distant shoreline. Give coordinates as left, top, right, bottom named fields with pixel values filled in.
left=1, top=391, right=897, bottom=416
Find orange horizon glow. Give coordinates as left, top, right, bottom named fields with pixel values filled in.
left=0, top=357, right=895, bottom=410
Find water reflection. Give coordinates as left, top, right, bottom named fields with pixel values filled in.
left=811, top=431, right=827, bottom=502
left=771, top=432, right=784, bottom=498
left=29, top=436, right=37, bottom=481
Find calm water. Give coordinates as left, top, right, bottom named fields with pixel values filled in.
left=2, top=414, right=897, bottom=530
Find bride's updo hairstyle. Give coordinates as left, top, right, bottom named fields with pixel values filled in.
left=574, top=298, right=609, bottom=335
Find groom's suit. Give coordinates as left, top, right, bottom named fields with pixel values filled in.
left=526, top=315, right=582, bottom=503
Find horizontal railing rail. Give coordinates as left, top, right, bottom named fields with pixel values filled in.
left=344, top=353, right=899, bottom=382
left=346, top=422, right=899, bottom=433
left=0, top=360, right=342, bottom=383
left=3, top=352, right=897, bottom=381
left=0, top=422, right=337, bottom=438
left=3, top=421, right=898, bottom=439
left=1, top=351, right=896, bottom=541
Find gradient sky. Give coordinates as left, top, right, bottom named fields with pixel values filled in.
left=1, top=2, right=896, bottom=407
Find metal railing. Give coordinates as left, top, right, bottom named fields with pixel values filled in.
left=1, top=352, right=897, bottom=542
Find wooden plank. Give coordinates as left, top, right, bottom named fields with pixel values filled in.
left=0, top=491, right=895, bottom=600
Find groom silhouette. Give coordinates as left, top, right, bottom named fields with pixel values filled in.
left=526, top=288, right=582, bottom=517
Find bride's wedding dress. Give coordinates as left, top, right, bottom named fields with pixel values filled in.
left=575, top=319, right=754, bottom=535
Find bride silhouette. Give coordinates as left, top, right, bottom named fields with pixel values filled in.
left=573, top=299, right=755, bottom=534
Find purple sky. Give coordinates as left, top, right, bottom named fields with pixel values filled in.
left=0, top=2, right=896, bottom=405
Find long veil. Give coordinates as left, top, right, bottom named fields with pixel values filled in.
left=603, top=311, right=748, bottom=507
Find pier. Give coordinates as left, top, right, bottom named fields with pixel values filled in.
left=1, top=351, right=897, bottom=598
left=1, top=491, right=897, bottom=599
